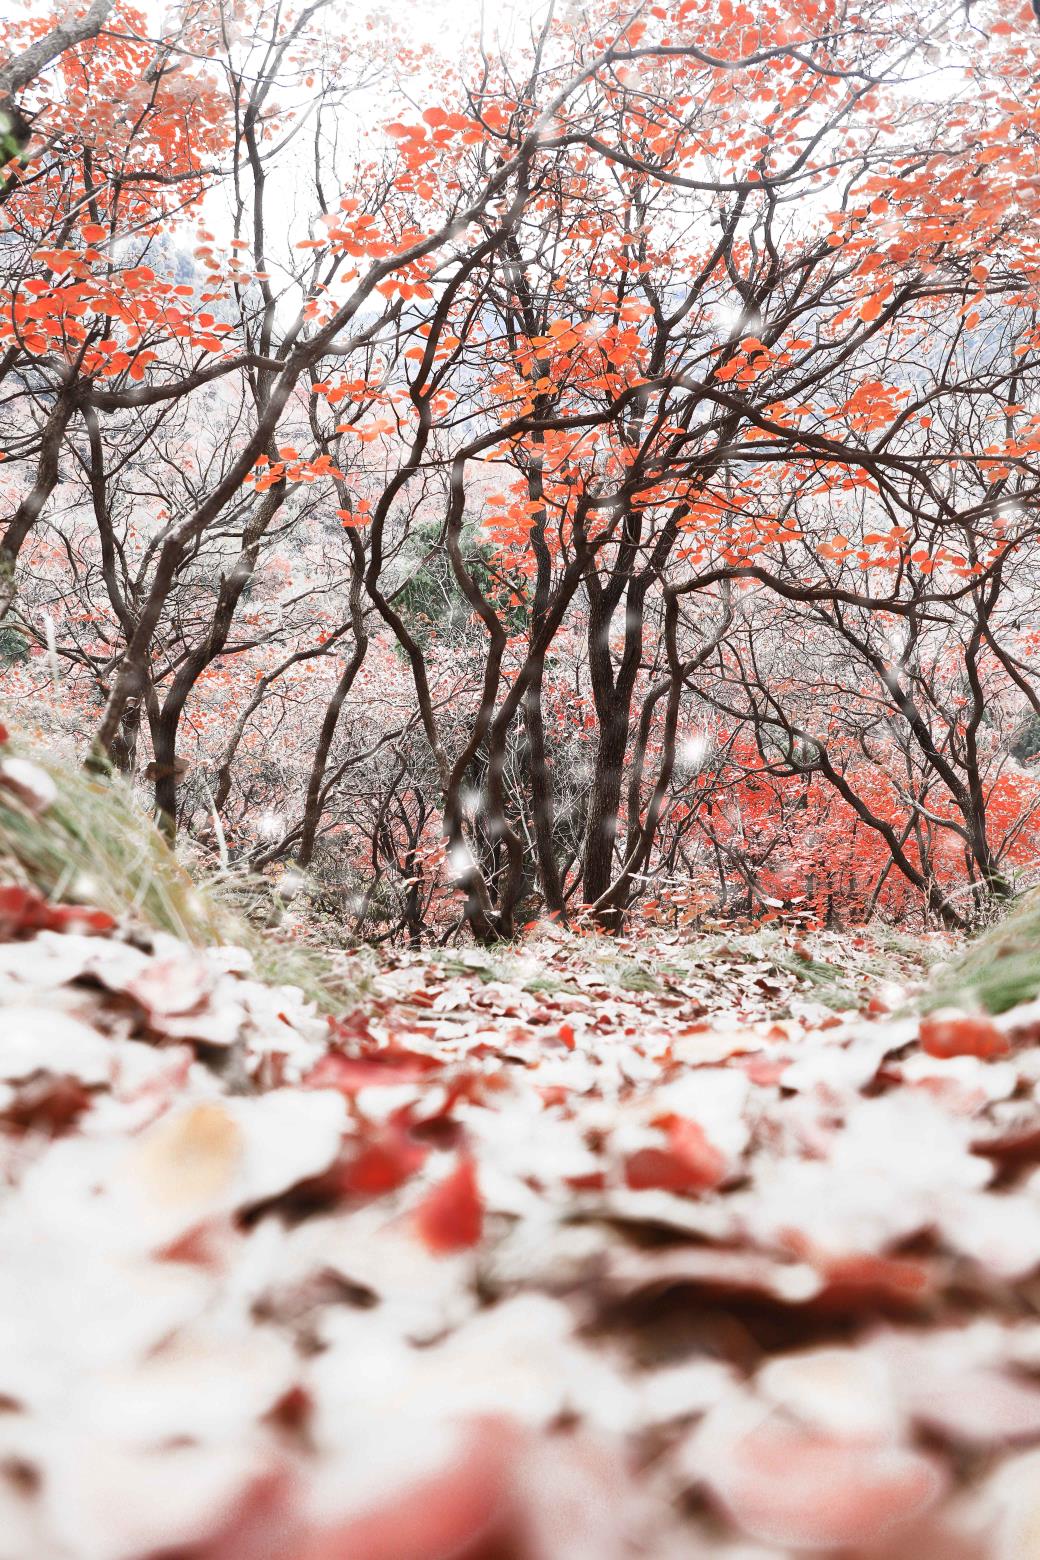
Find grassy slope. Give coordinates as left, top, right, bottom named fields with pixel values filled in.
left=925, top=890, right=1040, bottom=1014
left=0, top=735, right=359, bottom=1012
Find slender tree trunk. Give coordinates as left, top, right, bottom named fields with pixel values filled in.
left=1, top=386, right=77, bottom=595
left=296, top=609, right=369, bottom=866
left=524, top=664, right=565, bottom=913
left=581, top=705, right=629, bottom=928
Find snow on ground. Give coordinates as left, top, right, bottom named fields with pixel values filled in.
left=1, top=886, right=1040, bottom=1557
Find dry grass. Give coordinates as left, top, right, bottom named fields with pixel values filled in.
left=0, top=731, right=359, bottom=1013
left=925, top=889, right=1040, bottom=1015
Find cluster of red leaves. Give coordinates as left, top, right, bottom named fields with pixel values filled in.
left=0, top=884, right=115, bottom=940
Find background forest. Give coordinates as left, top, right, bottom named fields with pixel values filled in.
left=4, top=0, right=1040, bottom=944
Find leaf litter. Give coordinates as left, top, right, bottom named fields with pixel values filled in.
left=1, top=894, right=1040, bottom=1556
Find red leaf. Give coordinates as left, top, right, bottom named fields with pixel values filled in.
left=44, top=904, right=117, bottom=934
left=303, top=1047, right=440, bottom=1095
left=341, top=1130, right=426, bottom=1196
left=701, top=1414, right=946, bottom=1548
left=415, top=1156, right=483, bottom=1252
left=625, top=1117, right=727, bottom=1193
left=0, top=885, right=46, bottom=938
left=288, top=1419, right=518, bottom=1560
left=2, top=1073, right=92, bottom=1136
left=919, top=1010, right=1009, bottom=1060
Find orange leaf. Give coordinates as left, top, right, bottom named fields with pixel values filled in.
left=919, top=1011, right=1009, bottom=1061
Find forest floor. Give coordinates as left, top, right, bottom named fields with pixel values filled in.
left=6, top=858, right=1040, bottom=1560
